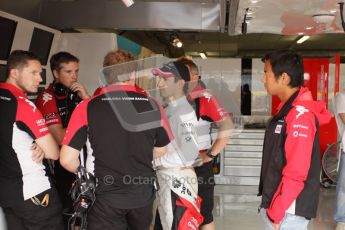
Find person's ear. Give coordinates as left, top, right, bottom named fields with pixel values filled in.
left=178, top=79, right=185, bottom=89
left=280, top=72, right=291, bottom=86
left=9, top=69, right=19, bottom=80
left=52, top=69, right=59, bottom=80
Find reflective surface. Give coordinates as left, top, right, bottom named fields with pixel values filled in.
left=214, top=185, right=337, bottom=230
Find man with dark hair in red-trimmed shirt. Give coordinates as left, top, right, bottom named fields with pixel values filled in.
left=259, top=49, right=332, bottom=230
left=0, top=50, right=63, bottom=230
left=176, top=57, right=233, bottom=230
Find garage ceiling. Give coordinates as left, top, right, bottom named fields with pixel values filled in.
left=1, top=0, right=345, bottom=58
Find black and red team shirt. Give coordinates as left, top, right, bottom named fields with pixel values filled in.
left=62, top=84, right=172, bottom=209
left=36, top=83, right=80, bottom=129
left=0, top=83, right=51, bottom=207
left=188, top=83, right=228, bottom=150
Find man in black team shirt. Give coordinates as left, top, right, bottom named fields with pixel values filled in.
left=35, top=51, right=90, bottom=228
left=60, top=58, right=172, bottom=230
left=0, top=50, right=63, bottom=230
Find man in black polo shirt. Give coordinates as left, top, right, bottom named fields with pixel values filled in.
left=60, top=59, right=172, bottom=230
left=0, top=50, right=63, bottom=230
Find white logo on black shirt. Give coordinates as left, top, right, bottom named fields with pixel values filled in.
left=275, top=124, right=282, bottom=134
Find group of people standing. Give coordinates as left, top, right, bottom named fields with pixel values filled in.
left=0, top=49, right=232, bottom=230
left=0, top=48, right=343, bottom=230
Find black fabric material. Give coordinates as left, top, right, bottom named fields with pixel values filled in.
left=87, top=197, right=153, bottom=230
left=84, top=90, right=169, bottom=209
left=3, top=188, right=63, bottom=230
left=258, top=90, right=321, bottom=219
left=0, top=88, right=23, bottom=207
left=194, top=161, right=215, bottom=225
left=52, top=82, right=81, bottom=128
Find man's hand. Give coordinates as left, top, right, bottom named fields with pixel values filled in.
left=271, top=221, right=280, bottom=230
left=70, top=82, right=90, bottom=99
left=31, top=142, right=45, bottom=163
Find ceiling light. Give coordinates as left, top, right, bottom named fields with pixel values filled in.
left=296, top=35, right=310, bottom=44
left=298, top=32, right=304, bottom=35
left=121, top=0, right=134, bottom=7
left=250, top=0, right=259, bottom=4
left=173, top=38, right=183, bottom=48
left=199, top=52, right=207, bottom=59
left=305, top=26, right=313, bottom=30
left=330, top=9, right=337, bottom=13
left=312, top=14, right=335, bottom=24
left=170, top=34, right=183, bottom=48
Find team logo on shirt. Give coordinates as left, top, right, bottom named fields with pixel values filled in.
left=19, top=96, right=36, bottom=112
left=275, top=124, right=282, bottom=134
left=42, top=93, right=53, bottom=106
left=36, top=119, right=46, bottom=126
left=295, top=105, right=309, bottom=119
left=202, top=92, right=212, bottom=103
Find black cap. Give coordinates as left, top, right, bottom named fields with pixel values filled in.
left=152, top=61, right=190, bottom=82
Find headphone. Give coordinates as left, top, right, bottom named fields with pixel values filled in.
left=52, top=82, right=70, bottom=97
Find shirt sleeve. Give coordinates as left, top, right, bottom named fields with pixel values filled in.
left=267, top=105, right=316, bottom=223
left=62, top=100, right=89, bottom=151
left=36, top=92, right=62, bottom=126
left=199, top=92, right=228, bottom=122
left=16, top=96, right=49, bottom=139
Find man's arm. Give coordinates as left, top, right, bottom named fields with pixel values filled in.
left=48, top=124, right=66, bottom=145
left=35, top=134, right=59, bottom=160
left=153, top=146, right=167, bottom=159
left=204, top=115, right=233, bottom=161
left=60, top=145, right=80, bottom=173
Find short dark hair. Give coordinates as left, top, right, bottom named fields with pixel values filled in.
left=6, top=50, right=40, bottom=79
left=50, top=51, right=79, bottom=73
left=176, top=56, right=199, bottom=76
left=262, top=49, right=304, bottom=88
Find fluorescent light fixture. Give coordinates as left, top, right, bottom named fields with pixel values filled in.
left=199, top=52, right=207, bottom=59
left=121, top=0, right=134, bottom=7
left=297, top=35, right=310, bottom=44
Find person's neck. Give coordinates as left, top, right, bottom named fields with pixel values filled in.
left=278, top=87, right=299, bottom=102
left=6, top=78, right=25, bottom=93
left=168, top=92, right=185, bottom=102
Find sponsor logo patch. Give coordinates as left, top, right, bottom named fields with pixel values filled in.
left=275, top=124, right=282, bottom=134
left=36, top=119, right=46, bottom=126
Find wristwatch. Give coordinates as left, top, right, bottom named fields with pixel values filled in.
left=206, top=149, right=217, bottom=159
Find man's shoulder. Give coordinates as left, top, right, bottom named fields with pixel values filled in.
left=287, top=105, right=315, bottom=125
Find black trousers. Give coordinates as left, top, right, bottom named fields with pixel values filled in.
left=87, top=198, right=153, bottom=230
left=3, top=188, right=64, bottom=230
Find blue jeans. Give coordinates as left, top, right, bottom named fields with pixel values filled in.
left=260, top=209, right=309, bottom=230
left=334, top=151, right=345, bottom=223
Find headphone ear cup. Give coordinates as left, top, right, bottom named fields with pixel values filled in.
left=53, top=83, right=69, bottom=96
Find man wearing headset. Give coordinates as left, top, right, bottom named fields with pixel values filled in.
left=36, top=51, right=90, bottom=228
